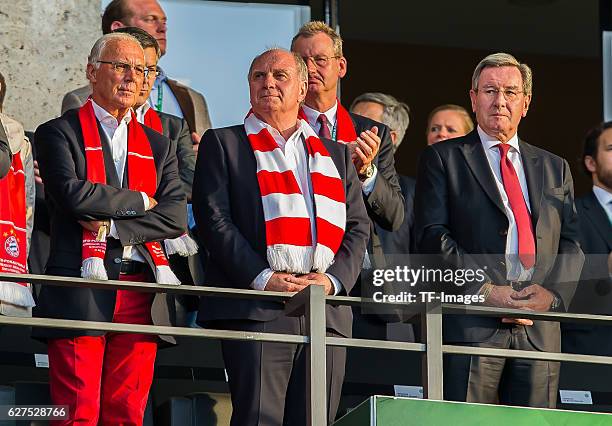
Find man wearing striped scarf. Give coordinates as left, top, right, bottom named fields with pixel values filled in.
left=193, top=48, right=369, bottom=426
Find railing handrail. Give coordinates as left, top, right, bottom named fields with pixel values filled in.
left=3, top=271, right=612, bottom=424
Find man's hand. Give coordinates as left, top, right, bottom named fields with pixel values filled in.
left=33, top=160, right=43, bottom=184
left=192, top=132, right=201, bottom=152
left=511, top=284, right=555, bottom=312
left=484, top=285, right=534, bottom=326
left=147, top=196, right=157, bottom=210
left=78, top=220, right=109, bottom=234
left=285, top=272, right=334, bottom=295
left=352, top=126, right=381, bottom=175
left=264, top=272, right=308, bottom=293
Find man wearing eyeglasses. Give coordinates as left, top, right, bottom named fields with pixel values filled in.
left=290, top=22, right=404, bottom=306
left=414, top=52, right=583, bottom=407
left=34, top=33, right=186, bottom=425
left=61, top=0, right=212, bottom=149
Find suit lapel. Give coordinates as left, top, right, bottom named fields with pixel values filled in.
left=518, top=140, right=543, bottom=227
left=166, top=79, right=196, bottom=136
left=583, top=191, right=612, bottom=250
left=460, top=131, right=505, bottom=214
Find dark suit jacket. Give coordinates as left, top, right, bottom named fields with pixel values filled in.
left=192, top=125, right=370, bottom=338
left=376, top=175, right=415, bottom=256
left=0, top=123, right=11, bottom=177
left=414, top=130, right=583, bottom=351
left=157, top=111, right=196, bottom=201
left=563, top=190, right=612, bottom=355
left=350, top=113, right=404, bottom=270
left=32, top=108, right=186, bottom=340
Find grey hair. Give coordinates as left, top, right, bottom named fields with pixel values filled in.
left=350, top=92, right=411, bottom=146
left=87, top=33, right=143, bottom=68
left=471, top=52, right=533, bottom=96
left=247, top=47, right=308, bottom=84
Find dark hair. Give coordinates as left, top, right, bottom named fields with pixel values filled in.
left=582, top=121, right=612, bottom=175
left=112, top=26, right=160, bottom=58
left=0, top=70, right=5, bottom=111
left=102, top=0, right=131, bottom=34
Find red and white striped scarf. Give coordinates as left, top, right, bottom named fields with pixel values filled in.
left=298, top=99, right=358, bottom=144
left=0, top=152, right=34, bottom=307
left=79, top=99, right=180, bottom=284
left=244, top=111, right=346, bottom=273
left=141, top=106, right=198, bottom=258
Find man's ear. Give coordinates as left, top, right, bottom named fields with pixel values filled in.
left=109, top=21, right=126, bottom=32
left=86, top=63, right=97, bottom=84
left=338, top=56, right=347, bottom=79
left=584, top=155, right=597, bottom=174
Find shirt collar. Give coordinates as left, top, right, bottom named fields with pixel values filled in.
left=302, top=101, right=338, bottom=127
left=593, top=185, right=612, bottom=208
left=91, top=99, right=132, bottom=130
left=477, top=125, right=520, bottom=153
left=254, top=115, right=304, bottom=150
left=153, top=66, right=168, bottom=89
left=134, top=102, right=151, bottom=123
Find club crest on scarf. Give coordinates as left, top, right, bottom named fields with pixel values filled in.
left=0, top=153, right=35, bottom=307
left=244, top=110, right=346, bottom=274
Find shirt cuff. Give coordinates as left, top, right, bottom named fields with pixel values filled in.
left=325, top=273, right=343, bottom=295
left=141, top=192, right=150, bottom=210
left=251, top=268, right=274, bottom=291
left=108, top=219, right=118, bottom=239
left=361, top=165, right=378, bottom=195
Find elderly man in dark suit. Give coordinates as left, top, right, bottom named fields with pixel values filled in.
left=414, top=52, right=583, bottom=407
left=62, top=0, right=212, bottom=145
left=35, top=33, right=185, bottom=425
left=193, top=48, right=369, bottom=426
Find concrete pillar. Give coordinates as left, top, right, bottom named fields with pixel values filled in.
left=0, top=0, right=101, bottom=131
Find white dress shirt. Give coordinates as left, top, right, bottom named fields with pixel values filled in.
left=593, top=185, right=612, bottom=225
left=91, top=100, right=148, bottom=262
left=134, top=102, right=152, bottom=123
left=302, top=102, right=377, bottom=196
left=148, top=67, right=184, bottom=118
left=250, top=120, right=342, bottom=295
left=477, top=126, right=534, bottom=281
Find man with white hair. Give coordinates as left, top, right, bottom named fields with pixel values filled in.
left=193, top=47, right=369, bottom=425
left=34, top=33, right=185, bottom=424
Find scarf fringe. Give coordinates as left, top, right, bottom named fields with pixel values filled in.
left=164, top=234, right=198, bottom=257
left=0, top=281, right=35, bottom=308
left=267, top=245, right=314, bottom=274
left=81, top=257, right=109, bottom=281
left=155, top=265, right=181, bottom=285
left=312, top=244, right=335, bottom=273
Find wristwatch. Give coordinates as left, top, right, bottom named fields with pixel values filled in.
left=550, top=294, right=562, bottom=311
left=359, top=164, right=375, bottom=181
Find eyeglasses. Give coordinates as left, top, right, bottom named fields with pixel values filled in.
left=475, top=87, right=524, bottom=102
left=145, top=67, right=160, bottom=80
left=97, top=61, right=147, bottom=78
left=301, top=55, right=340, bottom=67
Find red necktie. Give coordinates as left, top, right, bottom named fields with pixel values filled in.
left=497, top=143, right=535, bottom=269
left=317, top=114, right=332, bottom=139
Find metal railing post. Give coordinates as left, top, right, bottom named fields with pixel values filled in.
left=305, top=285, right=327, bottom=426
left=421, top=300, right=443, bottom=400
left=284, top=285, right=327, bottom=426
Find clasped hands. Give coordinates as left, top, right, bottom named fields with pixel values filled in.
left=78, top=196, right=157, bottom=236
left=484, top=284, right=555, bottom=326
left=349, top=126, right=381, bottom=175
left=265, top=272, right=334, bottom=295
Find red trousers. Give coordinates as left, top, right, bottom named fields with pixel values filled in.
left=47, top=272, right=157, bottom=426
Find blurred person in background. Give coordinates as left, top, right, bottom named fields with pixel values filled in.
left=426, top=104, right=474, bottom=145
